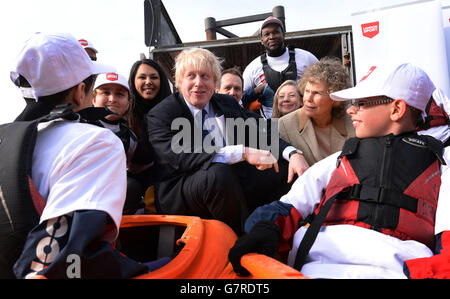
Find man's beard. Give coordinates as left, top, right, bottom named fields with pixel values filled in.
left=266, top=43, right=285, bottom=57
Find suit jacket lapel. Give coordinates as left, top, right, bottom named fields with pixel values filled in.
left=210, top=94, right=233, bottom=118
left=176, top=93, right=195, bottom=123
left=297, top=108, right=321, bottom=162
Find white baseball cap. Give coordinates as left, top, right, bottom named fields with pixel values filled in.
left=10, top=32, right=115, bottom=99
left=78, top=38, right=98, bottom=53
left=94, top=72, right=130, bottom=91
left=330, top=63, right=436, bottom=112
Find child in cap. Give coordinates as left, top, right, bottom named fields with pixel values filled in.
left=78, top=38, right=98, bottom=61
left=92, top=72, right=147, bottom=214
left=92, top=72, right=137, bottom=161
left=10, top=32, right=163, bottom=278
left=229, top=63, right=450, bottom=279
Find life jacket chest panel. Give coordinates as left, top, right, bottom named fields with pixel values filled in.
left=315, top=134, right=443, bottom=249
left=260, top=47, right=297, bottom=92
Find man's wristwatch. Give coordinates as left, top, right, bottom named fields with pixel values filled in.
left=289, top=149, right=303, bottom=159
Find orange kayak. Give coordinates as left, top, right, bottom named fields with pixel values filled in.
left=29, top=214, right=306, bottom=279
left=120, top=214, right=306, bottom=279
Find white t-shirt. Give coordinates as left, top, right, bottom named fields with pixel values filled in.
left=280, top=147, right=450, bottom=279
left=32, top=120, right=127, bottom=242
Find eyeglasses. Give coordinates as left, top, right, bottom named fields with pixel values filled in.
left=350, top=97, right=393, bottom=111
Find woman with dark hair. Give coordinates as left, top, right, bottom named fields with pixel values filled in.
left=126, top=59, right=172, bottom=213
left=128, top=59, right=172, bottom=139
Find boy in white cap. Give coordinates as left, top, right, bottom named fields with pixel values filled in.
left=92, top=72, right=131, bottom=122
left=91, top=72, right=147, bottom=214
left=78, top=38, right=98, bottom=61
left=229, top=63, right=450, bottom=279
left=9, top=32, right=158, bottom=278
left=92, top=72, right=137, bottom=157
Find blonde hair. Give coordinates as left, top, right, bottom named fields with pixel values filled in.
left=272, top=80, right=302, bottom=118
left=174, top=48, right=223, bottom=89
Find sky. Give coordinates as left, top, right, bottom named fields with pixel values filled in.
left=1, top=0, right=450, bottom=124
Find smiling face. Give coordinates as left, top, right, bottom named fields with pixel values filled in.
left=179, top=65, right=216, bottom=109
left=134, top=64, right=161, bottom=101
left=92, top=83, right=130, bottom=120
left=346, top=96, right=395, bottom=138
left=276, top=84, right=301, bottom=117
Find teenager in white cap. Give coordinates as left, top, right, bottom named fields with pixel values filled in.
left=229, top=63, right=450, bottom=279
left=11, top=32, right=165, bottom=278
left=92, top=72, right=148, bottom=214
left=13, top=38, right=99, bottom=121
left=92, top=72, right=132, bottom=122
left=78, top=38, right=98, bottom=61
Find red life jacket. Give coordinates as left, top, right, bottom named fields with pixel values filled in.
left=417, top=97, right=450, bottom=131
left=315, top=133, right=444, bottom=250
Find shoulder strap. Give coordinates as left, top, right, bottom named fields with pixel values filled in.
left=288, top=46, right=296, bottom=62
left=260, top=52, right=268, bottom=65
left=293, top=193, right=338, bottom=271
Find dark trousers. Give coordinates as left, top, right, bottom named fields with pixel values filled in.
left=180, top=160, right=292, bottom=235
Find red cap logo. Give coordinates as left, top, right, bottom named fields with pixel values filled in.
left=78, top=39, right=88, bottom=46
left=106, top=73, right=119, bottom=81
left=359, top=66, right=377, bottom=83
left=361, top=21, right=379, bottom=39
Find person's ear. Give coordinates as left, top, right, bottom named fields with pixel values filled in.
left=74, top=82, right=86, bottom=106
left=67, top=82, right=89, bottom=111
left=390, top=99, right=407, bottom=121
left=91, top=90, right=98, bottom=106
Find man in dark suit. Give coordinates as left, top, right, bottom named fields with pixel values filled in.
left=147, top=48, right=305, bottom=235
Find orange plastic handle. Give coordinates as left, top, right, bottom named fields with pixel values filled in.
left=240, top=253, right=307, bottom=279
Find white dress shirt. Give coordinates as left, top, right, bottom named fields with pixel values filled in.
left=182, top=96, right=294, bottom=164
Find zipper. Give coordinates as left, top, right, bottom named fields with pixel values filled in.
left=373, top=135, right=393, bottom=231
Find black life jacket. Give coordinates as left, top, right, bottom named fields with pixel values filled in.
left=260, top=46, right=297, bottom=92
left=294, top=133, right=444, bottom=270
left=0, top=104, right=112, bottom=278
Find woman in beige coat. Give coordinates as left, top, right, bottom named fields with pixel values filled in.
left=278, top=57, right=355, bottom=172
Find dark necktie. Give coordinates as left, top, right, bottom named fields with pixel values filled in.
left=201, top=109, right=211, bottom=143
left=201, top=109, right=225, bottom=147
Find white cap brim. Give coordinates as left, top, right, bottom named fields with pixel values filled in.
left=91, top=62, right=115, bottom=77
left=330, top=84, right=384, bottom=102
